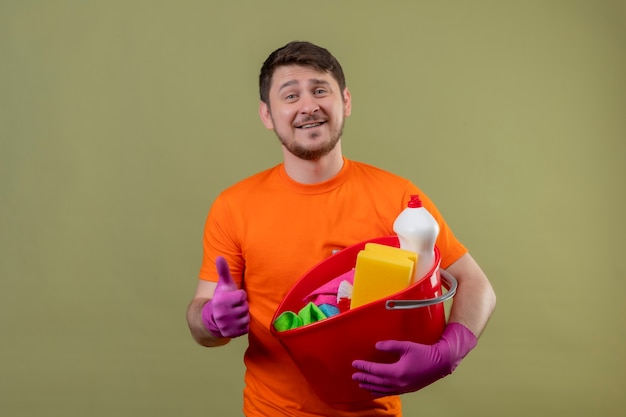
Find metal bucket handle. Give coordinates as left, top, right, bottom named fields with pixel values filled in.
left=385, top=268, right=458, bottom=310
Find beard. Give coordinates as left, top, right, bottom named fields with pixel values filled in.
left=274, top=117, right=345, bottom=161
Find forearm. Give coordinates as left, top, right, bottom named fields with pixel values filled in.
left=446, top=253, right=496, bottom=338
left=186, top=298, right=231, bottom=347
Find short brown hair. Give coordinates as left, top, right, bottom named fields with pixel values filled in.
left=259, top=41, right=346, bottom=104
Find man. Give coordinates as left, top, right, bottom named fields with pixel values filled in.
left=187, top=41, right=496, bottom=416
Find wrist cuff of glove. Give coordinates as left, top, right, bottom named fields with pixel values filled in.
left=443, top=322, right=478, bottom=372
left=201, top=300, right=223, bottom=338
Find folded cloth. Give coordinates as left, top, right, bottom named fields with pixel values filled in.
left=303, top=269, right=355, bottom=307
left=298, top=302, right=328, bottom=325
left=273, top=311, right=303, bottom=332
left=275, top=270, right=356, bottom=331
left=318, top=304, right=340, bottom=318
left=273, top=302, right=329, bottom=332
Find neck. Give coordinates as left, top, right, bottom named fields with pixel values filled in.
left=282, top=144, right=344, bottom=184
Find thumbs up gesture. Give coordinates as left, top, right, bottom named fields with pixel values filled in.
left=201, top=256, right=250, bottom=339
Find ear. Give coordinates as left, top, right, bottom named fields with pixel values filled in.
left=259, top=101, right=274, bottom=129
left=343, top=87, right=352, bottom=117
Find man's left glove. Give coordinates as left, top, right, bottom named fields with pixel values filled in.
left=352, top=322, right=477, bottom=397
left=201, top=256, right=250, bottom=339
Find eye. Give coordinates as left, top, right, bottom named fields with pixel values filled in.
left=314, top=88, right=328, bottom=95
left=285, top=93, right=298, bottom=101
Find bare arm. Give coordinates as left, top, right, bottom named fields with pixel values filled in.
left=445, top=252, right=496, bottom=338
left=186, top=280, right=230, bottom=347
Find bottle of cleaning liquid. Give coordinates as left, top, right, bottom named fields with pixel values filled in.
left=393, top=195, right=440, bottom=282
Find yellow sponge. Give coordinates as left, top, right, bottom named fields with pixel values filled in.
left=350, top=243, right=417, bottom=309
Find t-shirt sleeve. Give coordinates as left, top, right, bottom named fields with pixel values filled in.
left=197, top=194, right=245, bottom=285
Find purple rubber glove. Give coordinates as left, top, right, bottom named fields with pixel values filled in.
left=352, top=322, right=477, bottom=397
left=201, top=256, right=249, bottom=338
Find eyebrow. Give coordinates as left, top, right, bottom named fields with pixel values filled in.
left=278, top=78, right=331, bottom=92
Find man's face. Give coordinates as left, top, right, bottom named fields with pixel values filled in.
left=259, top=65, right=351, bottom=161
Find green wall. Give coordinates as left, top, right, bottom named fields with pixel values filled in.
left=1, top=1, right=625, bottom=416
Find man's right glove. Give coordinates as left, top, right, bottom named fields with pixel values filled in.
left=201, top=256, right=250, bottom=338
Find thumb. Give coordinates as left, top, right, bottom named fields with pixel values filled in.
left=374, top=340, right=415, bottom=356
left=352, top=341, right=414, bottom=374
left=215, top=256, right=237, bottom=292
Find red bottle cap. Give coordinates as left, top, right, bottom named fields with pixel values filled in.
left=407, top=195, right=423, bottom=208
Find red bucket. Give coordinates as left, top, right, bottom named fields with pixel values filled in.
left=270, top=236, right=457, bottom=404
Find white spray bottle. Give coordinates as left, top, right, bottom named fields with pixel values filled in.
left=393, top=195, right=440, bottom=282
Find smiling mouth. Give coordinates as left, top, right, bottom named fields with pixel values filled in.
left=297, top=122, right=325, bottom=129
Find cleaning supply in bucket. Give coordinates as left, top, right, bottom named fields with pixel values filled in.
left=393, top=195, right=440, bottom=282
left=336, top=279, right=353, bottom=313
left=350, top=243, right=417, bottom=309
left=273, top=270, right=354, bottom=331
left=302, top=268, right=355, bottom=308
left=273, top=302, right=329, bottom=332
left=270, top=235, right=448, bottom=404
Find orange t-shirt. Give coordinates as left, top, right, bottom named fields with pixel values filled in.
left=198, top=158, right=467, bottom=416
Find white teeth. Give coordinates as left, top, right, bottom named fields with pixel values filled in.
left=301, top=123, right=321, bottom=129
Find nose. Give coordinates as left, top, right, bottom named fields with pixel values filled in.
left=299, top=93, right=319, bottom=115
